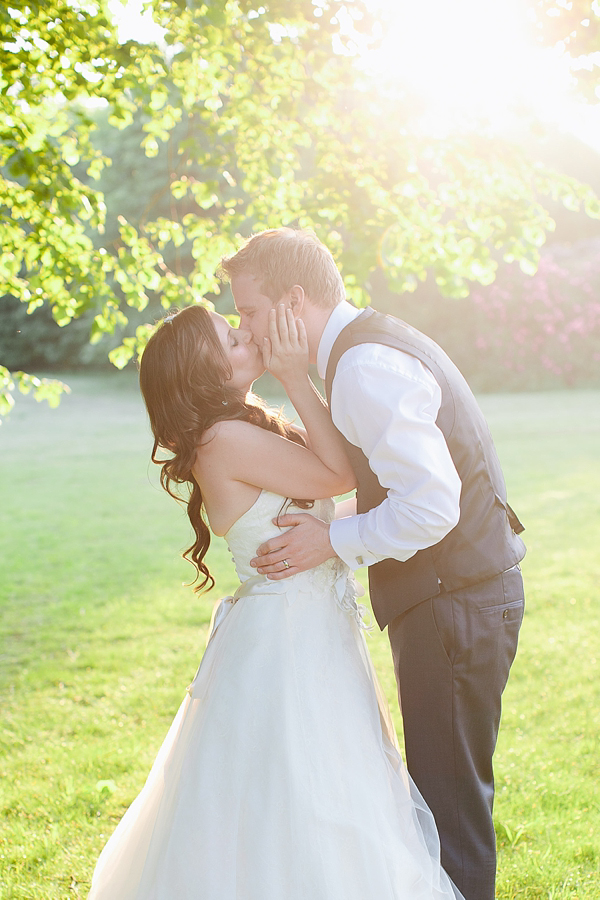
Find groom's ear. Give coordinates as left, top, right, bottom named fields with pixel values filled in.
left=287, top=284, right=305, bottom=316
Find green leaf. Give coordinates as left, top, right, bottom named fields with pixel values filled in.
left=108, top=342, right=135, bottom=369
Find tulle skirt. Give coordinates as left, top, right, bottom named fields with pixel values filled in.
left=88, top=580, right=460, bottom=899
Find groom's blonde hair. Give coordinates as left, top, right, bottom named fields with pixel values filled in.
left=220, top=228, right=345, bottom=309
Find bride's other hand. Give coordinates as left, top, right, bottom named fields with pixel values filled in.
left=262, top=304, right=308, bottom=391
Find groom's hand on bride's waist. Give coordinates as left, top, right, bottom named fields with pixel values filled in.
left=250, top=514, right=337, bottom=579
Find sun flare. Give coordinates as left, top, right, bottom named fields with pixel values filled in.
left=361, top=0, right=595, bottom=142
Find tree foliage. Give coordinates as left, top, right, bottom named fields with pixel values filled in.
left=1, top=0, right=600, bottom=417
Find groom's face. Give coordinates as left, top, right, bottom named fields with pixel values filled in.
left=231, top=274, right=284, bottom=346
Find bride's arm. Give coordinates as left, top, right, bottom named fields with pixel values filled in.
left=195, top=418, right=354, bottom=501
left=264, top=304, right=354, bottom=490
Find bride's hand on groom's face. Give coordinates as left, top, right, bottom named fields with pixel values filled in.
left=262, top=304, right=308, bottom=390
left=250, top=513, right=336, bottom=578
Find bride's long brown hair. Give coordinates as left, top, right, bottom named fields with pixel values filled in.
left=139, top=305, right=310, bottom=592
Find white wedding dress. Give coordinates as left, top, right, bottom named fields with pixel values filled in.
left=88, top=492, right=461, bottom=900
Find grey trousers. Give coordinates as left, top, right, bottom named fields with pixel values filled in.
left=388, top=564, right=525, bottom=900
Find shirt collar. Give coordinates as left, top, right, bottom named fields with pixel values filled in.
left=317, top=300, right=363, bottom=380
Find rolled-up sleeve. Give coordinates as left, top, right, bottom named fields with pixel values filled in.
left=328, top=345, right=461, bottom=570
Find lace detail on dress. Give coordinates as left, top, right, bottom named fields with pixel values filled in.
left=329, top=558, right=371, bottom=631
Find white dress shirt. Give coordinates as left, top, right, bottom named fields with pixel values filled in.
left=317, top=301, right=462, bottom=571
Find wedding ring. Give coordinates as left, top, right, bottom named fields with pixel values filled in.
left=282, top=559, right=290, bottom=569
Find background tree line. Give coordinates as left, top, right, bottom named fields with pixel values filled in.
left=2, top=106, right=599, bottom=390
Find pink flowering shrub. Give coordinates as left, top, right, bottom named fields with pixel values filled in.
left=469, top=238, right=600, bottom=389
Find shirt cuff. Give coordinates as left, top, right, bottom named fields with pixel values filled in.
left=329, top=515, right=379, bottom=570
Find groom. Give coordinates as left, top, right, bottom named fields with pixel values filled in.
left=221, top=227, right=525, bottom=900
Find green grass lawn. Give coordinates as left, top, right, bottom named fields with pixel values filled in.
left=1, top=373, right=599, bottom=899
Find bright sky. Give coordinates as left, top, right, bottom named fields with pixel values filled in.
left=108, top=0, right=600, bottom=152
left=107, top=0, right=165, bottom=44
left=359, top=0, right=600, bottom=150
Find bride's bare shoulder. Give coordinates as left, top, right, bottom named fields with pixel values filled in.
left=193, top=421, right=264, bottom=535
left=194, top=419, right=264, bottom=472
left=199, top=419, right=260, bottom=452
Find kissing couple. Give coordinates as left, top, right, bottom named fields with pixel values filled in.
left=88, top=227, right=525, bottom=900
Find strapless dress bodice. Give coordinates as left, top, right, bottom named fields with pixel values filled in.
left=221, top=491, right=365, bottom=622
left=224, top=491, right=334, bottom=579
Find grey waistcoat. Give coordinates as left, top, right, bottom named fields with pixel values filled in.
left=325, top=308, right=525, bottom=629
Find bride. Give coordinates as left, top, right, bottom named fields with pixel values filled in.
left=88, top=303, right=462, bottom=899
